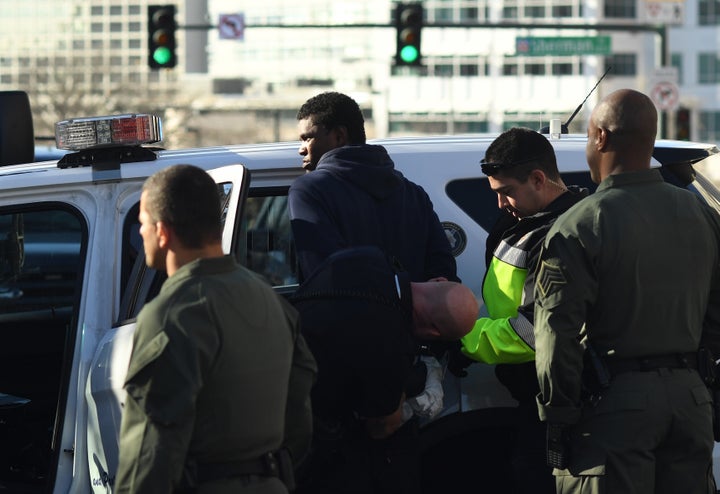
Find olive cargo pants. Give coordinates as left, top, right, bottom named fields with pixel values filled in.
left=555, top=367, right=716, bottom=494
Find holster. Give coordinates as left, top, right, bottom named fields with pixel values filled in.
left=698, top=348, right=720, bottom=442
left=581, top=344, right=611, bottom=401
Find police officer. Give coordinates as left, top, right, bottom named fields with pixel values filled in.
left=534, top=89, right=720, bottom=493
left=451, top=127, right=588, bottom=494
left=115, top=165, right=317, bottom=494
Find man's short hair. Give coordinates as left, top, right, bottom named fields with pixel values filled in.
left=483, top=127, right=560, bottom=182
left=296, top=91, right=367, bottom=144
left=143, top=164, right=223, bottom=249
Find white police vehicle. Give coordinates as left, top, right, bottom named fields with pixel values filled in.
left=1, top=91, right=720, bottom=493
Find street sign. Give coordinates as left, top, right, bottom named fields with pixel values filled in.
left=515, top=36, right=611, bottom=56
left=218, top=13, right=245, bottom=40
left=643, top=0, right=684, bottom=25
left=649, top=66, right=680, bottom=111
left=651, top=81, right=680, bottom=111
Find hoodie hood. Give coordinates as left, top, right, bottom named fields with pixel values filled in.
left=316, top=144, right=401, bottom=199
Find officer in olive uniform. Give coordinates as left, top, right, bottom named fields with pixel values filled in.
left=534, top=89, right=720, bottom=493
left=116, top=165, right=317, bottom=494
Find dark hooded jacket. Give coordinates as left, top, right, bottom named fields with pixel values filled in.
left=288, top=144, right=457, bottom=282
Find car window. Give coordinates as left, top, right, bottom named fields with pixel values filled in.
left=119, top=181, right=238, bottom=321
left=0, top=205, right=86, bottom=488
left=235, top=189, right=298, bottom=288
left=446, top=171, right=598, bottom=232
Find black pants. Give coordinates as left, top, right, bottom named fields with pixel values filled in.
left=511, top=400, right=555, bottom=494
left=296, top=419, right=420, bottom=494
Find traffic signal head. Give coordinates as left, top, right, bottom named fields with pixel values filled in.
left=676, top=107, right=690, bottom=140
left=148, top=5, right=177, bottom=69
left=395, top=3, right=423, bottom=67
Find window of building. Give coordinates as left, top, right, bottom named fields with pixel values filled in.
left=503, top=119, right=540, bottom=130
left=699, top=111, right=720, bottom=141
left=699, top=53, right=720, bottom=83
left=552, top=4, right=574, bottom=17
left=110, top=6, right=122, bottom=15
left=552, top=62, right=574, bottom=75
left=460, top=64, right=479, bottom=76
left=525, top=62, right=546, bottom=75
left=502, top=5, right=519, bottom=18
left=91, top=23, right=103, bottom=33
left=671, top=53, right=683, bottom=84
left=1, top=75, right=11, bottom=84
left=502, top=62, right=519, bottom=75
left=524, top=5, right=546, bottom=17
left=129, top=22, right=141, bottom=32
left=604, top=0, right=636, bottom=18
left=91, top=6, right=103, bottom=15
left=461, top=7, right=479, bottom=20
left=604, top=53, right=636, bottom=75
left=129, top=39, right=141, bottom=49
left=453, top=120, right=489, bottom=133
left=435, top=7, right=454, bottom=21
left=110, top=39, right=122, bottom=49
left=110, top=22, right=122, bottom=32
left=129, top=5, right=141, bottom=15
left=699, top=0, right=720, bottom=25
left=435, top=64, right=454, bottom=77
left=92, top=39, right=103, bottom=49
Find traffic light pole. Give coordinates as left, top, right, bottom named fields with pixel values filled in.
left=179, top=20, right=670, bottom=135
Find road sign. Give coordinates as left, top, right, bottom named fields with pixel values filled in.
left=651, top=81, right=680, bottom=111
left=218, top=13, right=245, bottom=40
left=515, top=36, right=611, bottom=56
left=644, top=0, right=684, bottom=25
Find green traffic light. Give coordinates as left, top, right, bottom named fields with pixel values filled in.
left=152, top=46, right=172, bottom=66
left=400, top=45, right=419, bottom=64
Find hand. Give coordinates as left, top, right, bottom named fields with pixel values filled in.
left=447, top=343, right=475, bottom=378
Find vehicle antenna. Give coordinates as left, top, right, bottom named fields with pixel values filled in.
left=540, top=66, right=612, bottom=134
left=564, top=65, right=612, bottom=130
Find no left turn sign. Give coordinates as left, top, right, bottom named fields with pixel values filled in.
left=650, top=81, right=680, bottom=111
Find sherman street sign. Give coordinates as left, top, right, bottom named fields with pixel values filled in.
left=515, top=36, right=612, bottom=56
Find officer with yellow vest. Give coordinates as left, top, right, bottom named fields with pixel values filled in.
left=455, top=128, right=588, bottom=494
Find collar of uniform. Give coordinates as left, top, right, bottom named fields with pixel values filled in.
left=164, top=255, right=237, bottom=287
left=596, top=168, right=663, bottom=193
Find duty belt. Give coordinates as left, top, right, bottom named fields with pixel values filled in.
left=604, top=352, right=698, bottom=377
left=195, top=451, right=279, bottom=484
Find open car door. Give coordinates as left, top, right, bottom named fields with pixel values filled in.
left=82, top=165, right=249, bottom=493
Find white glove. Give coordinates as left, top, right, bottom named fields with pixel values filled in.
left=404, top=356, right=444, bottom=419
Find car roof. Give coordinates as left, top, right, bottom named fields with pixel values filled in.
left=0, top=134, right=716, bottom=191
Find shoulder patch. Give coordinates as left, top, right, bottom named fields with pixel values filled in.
left=536, top=260, right=568, bottom=299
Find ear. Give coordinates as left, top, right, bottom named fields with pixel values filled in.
left=156, top=221, right=171, bottom=249
left=596, top=127, right=610, bottom=151
left=332, top=125, right=350, bottom=146
left=529, top=169, right=546, bottom=189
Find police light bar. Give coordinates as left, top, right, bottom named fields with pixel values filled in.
left=55, top=114, right=162, bottom=151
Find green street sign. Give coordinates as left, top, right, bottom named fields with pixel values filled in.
left=515, top=36, right=611, bottom=56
